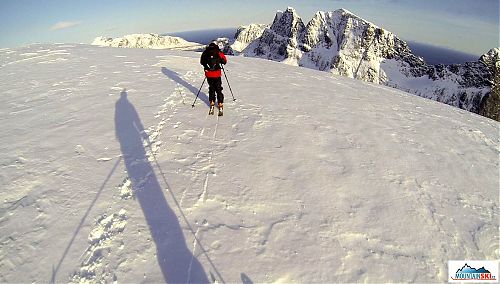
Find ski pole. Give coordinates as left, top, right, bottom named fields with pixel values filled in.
left=221, top=65, right=236, bottom=101
left=191, top=77, right=206, bottom=107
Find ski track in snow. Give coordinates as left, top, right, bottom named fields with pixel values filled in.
left=72, top=60, right=183, bottom=281
left=70, top=62, right=257, bottom=282
left=149, top=68, right=282, bottom=283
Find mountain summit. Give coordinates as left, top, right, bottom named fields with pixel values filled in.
left=229, top=7, right=498, bottom=120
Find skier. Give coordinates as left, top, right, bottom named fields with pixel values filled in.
left=200, top=42, right=227, bottom=116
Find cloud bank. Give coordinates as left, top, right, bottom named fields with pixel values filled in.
left=49, top=21, right=82, bottom=31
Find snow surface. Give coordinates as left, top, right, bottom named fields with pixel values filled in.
left=0, top=44, right=499, bottom=283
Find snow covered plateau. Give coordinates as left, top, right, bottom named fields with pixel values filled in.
left=92, top=34, right=203, bottom=51
left=0, top=43, right=498, bottom=283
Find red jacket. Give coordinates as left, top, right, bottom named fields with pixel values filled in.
left=201, top=50, right=227, bottom=78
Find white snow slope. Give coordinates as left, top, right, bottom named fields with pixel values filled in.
left=0, top=44, right=498, bottom=283
left=92, top=34, right=203, bottom=50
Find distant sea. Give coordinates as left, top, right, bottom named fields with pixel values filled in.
left=166, top=28, right=480, bottom=65
left=405, top=41, right=479, bottom=65
left=165, top=28, right=236, bottom=45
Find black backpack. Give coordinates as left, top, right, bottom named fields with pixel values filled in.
left=204, top=45, right=222, bottom=71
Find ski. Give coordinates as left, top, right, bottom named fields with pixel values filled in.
left=218, top=107, right=223, bottom=116
left=208, top=106, right=215, bottom=115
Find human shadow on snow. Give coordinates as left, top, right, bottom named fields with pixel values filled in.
left=115, top=90, right=209, bottom=283
left=161, top=67, right=210, bottom=107
left=241, top=273, right=254, bottom=284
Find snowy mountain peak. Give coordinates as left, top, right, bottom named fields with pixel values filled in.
left=229, top=23, right=269, bottom=54
left=92, top=33, right=202, bottom=50
left=334, top=8, right=382, bottom=31
left=478, top=48, right=500, bottom=120
left=479, top=47, right=500, bottom=70
left=335, top=8, right=368, bottom=21
left=228, top=7, right=497, bottom=120
left=275, top=6, right=299, bottom=17
left=335, top=8, right=357, bottom=18
left=285, top=6, right=298, bottom=13
left=270, top=6, right=305, bottom=39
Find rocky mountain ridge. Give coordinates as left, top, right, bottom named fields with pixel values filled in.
left=228, top=7, right=498, bottom=121
left=92, top=33, right=202, bottom=50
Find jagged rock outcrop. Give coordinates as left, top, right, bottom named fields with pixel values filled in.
left=231, top=7, right=498, bottom=120
left=479, top=48, right=500, bottom=120
left=246, top=7, right=306, bottom=63
left=92, top=34, right=201, bottom=50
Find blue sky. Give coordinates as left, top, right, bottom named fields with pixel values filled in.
left=0, top=0, right=498, bottom=55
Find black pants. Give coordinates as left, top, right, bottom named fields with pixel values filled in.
left=207, top=77, right=224, bottom=104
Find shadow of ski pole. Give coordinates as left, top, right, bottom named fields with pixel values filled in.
left=146, top=142, right=227, bottom=284
left=161, top=67, right=210, bottom=107
left=50, top=156, right=122, bottom=283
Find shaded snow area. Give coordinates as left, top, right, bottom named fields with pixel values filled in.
left=0, top=44, right=499, bottom=283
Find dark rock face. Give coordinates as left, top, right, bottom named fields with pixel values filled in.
left=269, top=7, right=306, bottom=39
left=479, top=48, right=500, bottom=121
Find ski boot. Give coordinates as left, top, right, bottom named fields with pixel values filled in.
left=208, top=101, right=215, bottom=115
left=218, top=102, right=223, bottom=116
